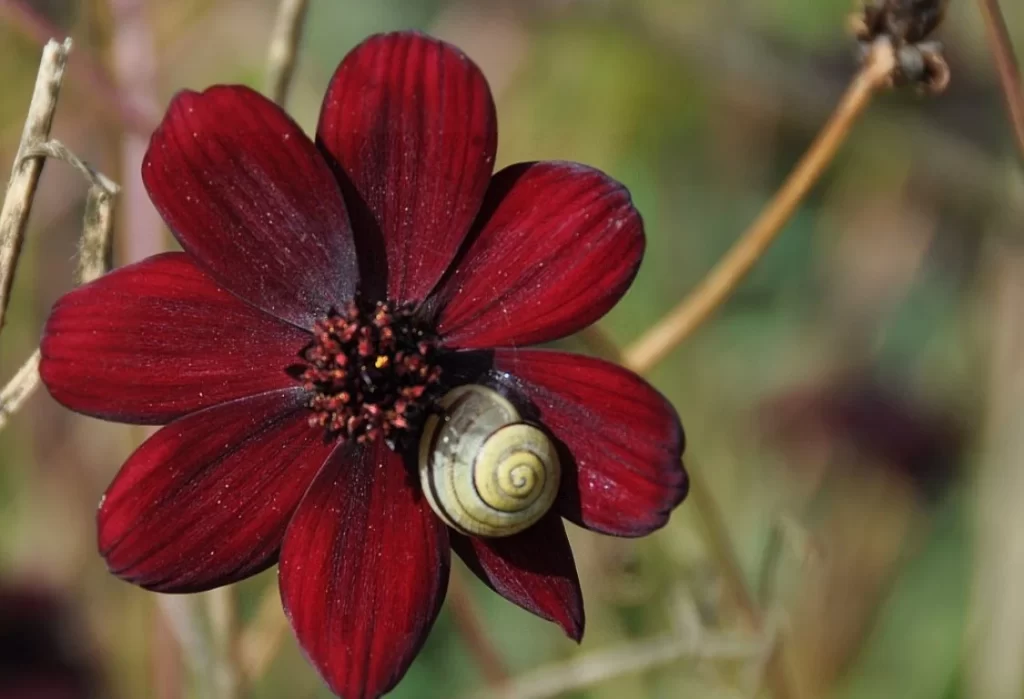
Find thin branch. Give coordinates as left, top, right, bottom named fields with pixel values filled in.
left=449, top=569, right=511, bottom=686
left=265, top=0, right=310, bottom=105
left=21, top=140, right=120, bottom=194
left=77, top=183, right=116, bottom=284
left=687, top=466, right=760, bottom=629
left=686, top=464, right=799, bottom=699
left=0, top=38, right=72, bottom=332
left=477, top=625, right=772, bottom=699
left=975, top=0, right=1024, bottom=158
left=0, top=146, right=117, bottom=430
left=206, top=587, right=244, bottom=699
left=573, top=348, right=797, bottom=695
left=157, top=595, right=212, bottom=692
left=241, top=584, right=290, bottom=683
left=0, top=351, right=40, bottom=430
left=621, top=38, right=898, bottom=374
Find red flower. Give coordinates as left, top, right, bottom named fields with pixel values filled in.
left=39, top=32, right=687, bottom=699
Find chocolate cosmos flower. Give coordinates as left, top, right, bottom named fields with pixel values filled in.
left=39, top=32, right=687, bottom=698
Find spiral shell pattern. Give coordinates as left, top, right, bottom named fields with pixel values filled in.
left=418, top=385, right=560, bottom=537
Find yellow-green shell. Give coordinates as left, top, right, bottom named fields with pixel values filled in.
left=418, top=385, right=560, bottom=537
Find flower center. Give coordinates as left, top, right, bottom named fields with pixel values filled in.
left=290, top=300, right=442, bottom=446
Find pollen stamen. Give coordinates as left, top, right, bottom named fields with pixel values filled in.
left=290, top=300, right=442, bottom=446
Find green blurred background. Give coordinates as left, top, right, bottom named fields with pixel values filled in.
left=2, top=0, right=1024, bottom=697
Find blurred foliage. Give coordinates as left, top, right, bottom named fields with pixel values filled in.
left=2, top=0, right=1024, bottom=697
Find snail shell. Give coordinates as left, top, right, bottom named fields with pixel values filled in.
left=418, top=384, right=560, bottom=538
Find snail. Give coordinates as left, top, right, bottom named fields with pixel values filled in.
left=418, top=384, right=561, bottom=537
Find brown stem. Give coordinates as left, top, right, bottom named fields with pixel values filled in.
left=448, top=569, right=511, bottom=686
left=575, top=350, right=798, bottom=695
left=686, top=466, right=759, bottom=627
left=975, top=0, right=1024, bottom=158
left=206, top=587, right=244, bottom=699
left=241, top=584, right=290, bottom=683
left=0, top=162, right=116, bottom=430
left=621, top=39, right=897, bottom=374
left=478, top=626, right=770, bottom=699
left=0, top=38, right=71, bottom=332
left=265, top=0, right=310, bottom=105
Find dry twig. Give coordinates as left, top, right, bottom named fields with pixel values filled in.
left=0, top=39, right=118, bottom=430
left=0, top=145, right=118, bottom=430
left=621, top=39, right=898, bottom=374
left=478, top=623, right=773, bottom=699
left=266, top=0, right=310, bottom=105
left=448, top=569, right=511, bottom=685
left=975, top=0, right=1024, bottom=158
left=240, top=585, right=289, bottom=683
left=206, top=586, right=244, bottom=699
left=0, top=38, right=72, bottom=332
left=565, top=42, right=910, bottom=699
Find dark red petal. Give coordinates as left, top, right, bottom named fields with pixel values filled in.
left=142, top=85, right=356, bottom=328
left=39, top=253, right=309, bottom=425
left=317, top=32, right=497, bottom=304
left=98, top=389, right=332, bottom=593
left=451, top=512, right=584, bottom=641
left=493, top=349, right=687, bottom=537
left=280, top=440, right=450, bottom=699
left=434, top=162, right=643, bottom=349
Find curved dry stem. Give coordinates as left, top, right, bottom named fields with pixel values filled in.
left=266, top=0, right=310, bottom=105
left=0, top=350, right=40, bottom=430
left=206, top=586, right=244, bottom=699
left=241, top=583, right=290, bottom=683
left=621, top=39, right=897, bottom=374
left=477, top=624, right=772, bottom=699
left=0, top=159, right=116, bottom=431
left=449, top=568, right=511, bottom=686
left=0, top=38, right=72, bottom=332
left=975, top=0, right=1024, bottom=159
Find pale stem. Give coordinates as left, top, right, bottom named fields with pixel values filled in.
left=975, top=0, right=1024, bottom=158
left=448, top=568, right=511, bottom=686
left=206, top=587, right=244, bottom=699
left=0, top=175, right=116, bottom=430
left=0, top=38, right=72, bottom=332
left=0, top=91, right=121, bottom=428
left=967, top=241, right=1024, bottom=699
left=476, top=626, right=771, bottom=699
left=0, top=351, right=40, bottom=430
left=621, top=39, right=897, bottom=374
left=241, top=584, right=290, bottom=683
left=157, top=595, right=212, bottom=694
left=266, top=0, right=310, bottom=105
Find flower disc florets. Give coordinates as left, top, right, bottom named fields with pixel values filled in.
left=291, top=300, right=442, bottom=446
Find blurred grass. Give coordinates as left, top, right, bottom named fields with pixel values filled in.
left=2, top=0, right=1021, bottom=697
